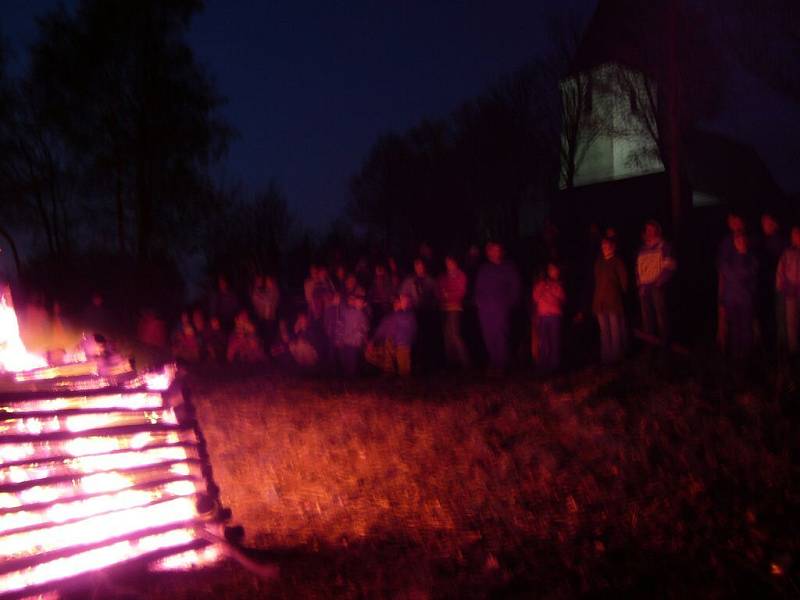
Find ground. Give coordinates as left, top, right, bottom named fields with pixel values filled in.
left=119, top=356, right=798, bottom=599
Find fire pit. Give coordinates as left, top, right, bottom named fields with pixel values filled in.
left=0, top=291, right=225, bottom=598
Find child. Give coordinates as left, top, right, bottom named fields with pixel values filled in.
left=285, top=313, right=321, bottom=368
left=336, top=293, right=370, bottom=376
left=205, top=316, right=227, bottom=363
left=226, top=310, right=266, bottom=363
left=366, top=294, right=417, bottom=376
left=532, top=262, right=566, bottom=374
left=172, top=311, right=201, bottom=363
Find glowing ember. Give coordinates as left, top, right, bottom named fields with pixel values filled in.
left=0, top=300, right=222, bottom=596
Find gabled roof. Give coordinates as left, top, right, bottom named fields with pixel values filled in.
left=569, top=0, right=666, bottom=77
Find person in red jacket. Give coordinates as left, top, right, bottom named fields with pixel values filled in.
left=438, top=255, right=470, bottom=368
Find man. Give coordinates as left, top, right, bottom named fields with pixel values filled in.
left=399, top=258, right=437, bottom=310
left=757, top=213, right=787, bottom=351
left=719, top=233, right=758, bottom=360
left=474, top=242, right=521, bottom=373
left=593, top=237, right=629, bottom=363
left=717, top=212, right=746, bottom=349
left=400, top=258, right=439, bottom=371
left=636, top=221, right=676, bottom=345
left=368, top=263, right=396, bottom=325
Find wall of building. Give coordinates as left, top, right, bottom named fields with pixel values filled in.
left=560, top=63, right=664, bottom=189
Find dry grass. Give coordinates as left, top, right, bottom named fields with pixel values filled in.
left=132, top=358, right=800, bottom=599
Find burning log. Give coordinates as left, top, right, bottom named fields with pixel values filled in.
left=0, top=291, right=228, bottom=598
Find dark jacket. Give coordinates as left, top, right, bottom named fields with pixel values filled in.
left=368, top=274, right=396, bottom=307
left=593, top=255, right=629, bottom=315
left=474, top=261, right=521, bottom=313
left=400, top=274, right=438, bottom=310
left=373, top=309, right=417, bottom=348
left=719, top=252, right=758, bottom=308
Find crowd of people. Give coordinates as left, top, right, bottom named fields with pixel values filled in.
left=151, top=210, right=799, bottom=377
left=13, top=210, right=796, bottom=377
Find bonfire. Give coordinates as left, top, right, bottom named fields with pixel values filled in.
left=0, top=286, right=225, bottom=598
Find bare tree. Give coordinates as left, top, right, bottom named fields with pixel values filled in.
left=542, top=10, right=606, bottom=190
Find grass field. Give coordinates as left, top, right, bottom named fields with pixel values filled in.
left=126, top=356, right=799, bottom=599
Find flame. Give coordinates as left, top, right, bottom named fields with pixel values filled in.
left=0, top=292, right=46, bottom=372
left=149, top=541, right=222, bottom=571
left=0, top=300, right=220, bottom=596
left=0, top=528, right=199, bottom=594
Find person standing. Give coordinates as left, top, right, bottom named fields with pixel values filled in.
left=400, top=258, right=439, bottom=372
left=532, top=262, right=566, bottom=374
left=757, top=213, right=787, bottom=352
left=208, top=276, right=241, bottom=333
left=250, top=274, right=281, bottom=348
left=636, top=221, right=676, bottom=346
left=368, top=263, right=396, bottom=326
left=716, top=212, right=746, bottom=350
left=719, top=233, right=759, bottom=360
left=336, top=293, right=370, bottom=376
left=593, top=237, right=629, bottom=363
left=438, top=256, right=470, bottom=368
left=475, top=242, right=521, bottom=373
left=777, top=226, right=800, bottom=355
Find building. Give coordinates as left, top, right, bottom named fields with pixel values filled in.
left=554, top=0, right=786, bottom=241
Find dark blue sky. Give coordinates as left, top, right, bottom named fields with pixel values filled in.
left=185, top=0, right=595, bottom=229
left=3, top=1, right=799, bottom=231
left=0, top=0, right=588, bottom=230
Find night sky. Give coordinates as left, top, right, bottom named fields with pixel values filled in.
left=3, top=1, right=798, bottom=231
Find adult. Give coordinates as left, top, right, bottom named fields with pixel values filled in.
left=438, top=256, right=470, bottom=368
left=368, top=263, right=396, bottom=325
left=399, top=258, right=438, bottom=310
left=718, top=233, right=759, bottom=360
left=474, top=242, right=521, bottom=373
left=400, top=258, right=439, bottom=372
left=716, top=212, right=746, bottom=349
left=593, top=237, right=629, bottom=363
left=636, top=221, right=676, bottom=345
left=776, top=226, right=800, bottom=355
left=757, top=213, right=787, bottom=351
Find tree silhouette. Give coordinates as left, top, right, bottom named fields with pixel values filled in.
left=204, top=181, right=295, bottom=290
left=350, top=62, right=558, bottom=251
left=0, top=41, right=23, bottom=274
left=28, top=0, right=233, bottom=259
